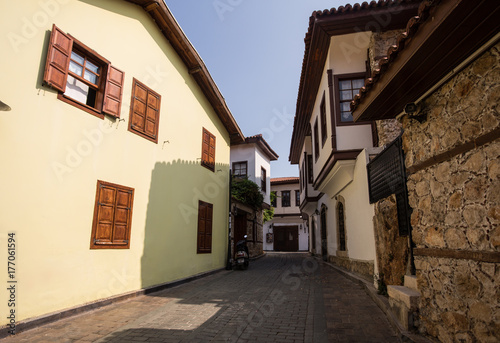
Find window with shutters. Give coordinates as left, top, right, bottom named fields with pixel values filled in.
left=128, top=78, right=161, bottom=143
left=90, top=180, right=134, bottom=249
left=197, top=201, right=213, bottom=254
left=201, top=128, right=216, bottom=172
left=43, top=24, right=124, bottom=119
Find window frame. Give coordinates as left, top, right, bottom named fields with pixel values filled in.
left=201, top=128, right=216, bottom=172
left=44, top=24, right=124, bottom=119
left=313, top=120, right=320, bottom=161
left=281, top=190, right=291, bottom=207
left=128, top=78, right=161, bottom=143
left=334, top=72, right=367, bottom=126
left=90, top=180, right=134, bottom=250
left=261, top=167, right=267, bottom=192
left=307, top=155, right=313, bottom=184
left=320, top=93, right=328, bottom=146
left=295, top=190, right=300, bottom=207
left=232, top=161, right=248, bottom=178
left=197, top=200, right=213, bottom=254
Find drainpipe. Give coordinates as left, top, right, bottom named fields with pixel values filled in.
left=226, top=169, right=233, bottom=270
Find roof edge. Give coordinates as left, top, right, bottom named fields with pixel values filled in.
left=125, top=0, right=245, bottom=144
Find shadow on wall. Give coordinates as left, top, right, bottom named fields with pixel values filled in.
left=140, top=159, right=229, bottom=289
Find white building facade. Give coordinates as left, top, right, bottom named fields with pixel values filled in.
left=263, top=177, right=308, bottom=252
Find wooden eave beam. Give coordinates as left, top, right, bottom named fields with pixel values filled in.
left=353, top=0, right=500, bottom=122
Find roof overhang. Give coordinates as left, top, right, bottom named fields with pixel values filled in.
left=289, top=1, right=421, bottom=164
left=233, top=134, right=279, bottom=161
left=316, top=159, right=357, bottom=197
left=351, top=0, right=500, bottom=121
left=313, top=149, right=362, bottom=191
left=271, top=177, right=299, bottom=186
left=125, top=0, right=244, bottom=144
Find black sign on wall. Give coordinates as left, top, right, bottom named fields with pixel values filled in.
left=367, top=135, right=411, bottom=236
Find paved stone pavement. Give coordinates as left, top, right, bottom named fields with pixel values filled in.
left=2, top=253, right=399, bottom=342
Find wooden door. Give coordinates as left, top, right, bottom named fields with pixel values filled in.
left=273, top=226, right=299, bottom=252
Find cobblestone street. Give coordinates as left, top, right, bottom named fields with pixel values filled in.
left=2, top=253, right=399, bottom=343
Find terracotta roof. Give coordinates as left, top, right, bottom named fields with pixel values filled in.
left=125, top=0, right=244, bottom=144
left=234, top=134, right=279, bottom=161
left=350, top=0, right=500, bottom=121
left=289, top=0, right=420, bottom=164
left=271, top=177, right=300, bottom=185
left=350, top=0, right=435, bottom=112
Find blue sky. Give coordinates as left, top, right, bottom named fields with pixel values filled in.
left=166, top=0, right=346, bottom=178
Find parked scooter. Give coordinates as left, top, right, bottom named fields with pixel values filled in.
left=234, top=235, right=249, bottom=270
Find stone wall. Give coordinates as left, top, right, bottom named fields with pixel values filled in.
left=401, top=43, right=499, bottom=342
left=373, top=194, right=409, bottom=287
left=328, top=255, right=374, bottom=282
left=369, top=30, right=404, bottom=147
left=247, top=210, right=264, bottom=257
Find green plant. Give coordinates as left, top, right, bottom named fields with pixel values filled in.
left=263, top=191, right=276, bottom=223
left=231, top=177, right=264, bottom=209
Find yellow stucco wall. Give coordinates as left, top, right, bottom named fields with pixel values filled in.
left=0, top=0, right=231, bottom=324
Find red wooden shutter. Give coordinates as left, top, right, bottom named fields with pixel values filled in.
left=103, top=65, right=124, bottom=118
left=43, top=24, right=73, bottom=92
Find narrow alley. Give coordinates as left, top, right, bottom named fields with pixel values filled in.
left=2, top=253, right=399, bottom=343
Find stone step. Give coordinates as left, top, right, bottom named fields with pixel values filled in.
left=404, top=275, right=418, bottom=292
left=387, top=285, right=420, bottom=310
left=387, top=285, right=421, bottom=331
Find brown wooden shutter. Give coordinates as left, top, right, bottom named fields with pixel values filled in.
left=91, top=181, right=134, bottom=249
left=145, top=91, right=160, bottom=140
left=111, top=187, right=133, bottom=245
left=209, top=134, right=216, bottom=168
left=202, top=128, right=216, bottom=171
left=103, top=65, right=125, bottom=118
left=129, top=79, right=161, bottom=143
left=93, top=183, right=116, bottom=245
left=197, top=201, right=213, bottom=253
left=43, top=24, right=73, bottom=92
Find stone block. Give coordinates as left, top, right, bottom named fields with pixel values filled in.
left=387, top=285, right=420, bottom=310
left=404, top=275, right=418, bottom=292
